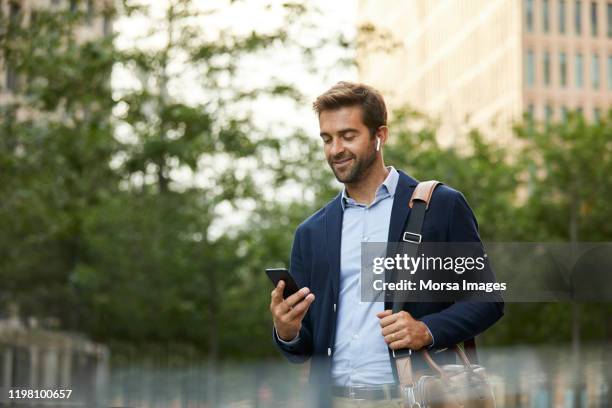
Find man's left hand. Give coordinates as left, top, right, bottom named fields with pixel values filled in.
left=377, top=310, right=433, bottom=350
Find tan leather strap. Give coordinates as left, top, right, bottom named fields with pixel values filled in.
left=421, top=345, right=475, bottom=383
left=395, top=354, right=414, bottom=387
left=408, top=180, right=442, bottom=209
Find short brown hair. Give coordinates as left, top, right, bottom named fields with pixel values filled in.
left=313, top=81, right=387, bottom=136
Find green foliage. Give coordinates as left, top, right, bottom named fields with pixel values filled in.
left=0, top=4, right=117, bottom=327
left=385, top=109, right=520, bottom=240
left=1, top=1, right=610, bottom=362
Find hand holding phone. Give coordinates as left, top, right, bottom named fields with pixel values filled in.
left=265, top=268, right=299, bottom=298
left=267, top=268, right=315, bottom=342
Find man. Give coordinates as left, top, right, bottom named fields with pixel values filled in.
left=269, top=82, right=504, bottom=407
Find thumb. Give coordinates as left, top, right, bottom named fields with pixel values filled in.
left=376, top=309, right=393, bottom=319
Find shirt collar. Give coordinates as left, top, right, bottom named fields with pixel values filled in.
left=341, top=166, right=399, bottom=210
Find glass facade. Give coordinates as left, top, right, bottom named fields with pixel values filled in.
left=575, top=53, right=584, bottom=88
left=526, top=0, right=534, bottom=31
left=560, top=52, right=568, bottom=87
left=591, top=1, right=598, bottom=36
left=592, top=53, right=600, bottom=88
left=575, top=0, right=582, bottom=34
left=543, top=0, right=550, bottom=32
left=527, top=50, right=536, bottom=86
left=559, top=0, right=567, bottom=33
left=608, top=2, right=612, bottom=37
left=544, top=52, right=552, bottom=86
left=608, top=55, right=612, bottom=89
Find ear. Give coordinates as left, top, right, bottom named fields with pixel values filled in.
left=376, top=126, right=389, bottom=148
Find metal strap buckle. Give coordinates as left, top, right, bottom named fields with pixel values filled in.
left=402, top=232, right=422, bottom=244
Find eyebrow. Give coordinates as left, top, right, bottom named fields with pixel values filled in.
left=319, top=127, right=360, bottom=137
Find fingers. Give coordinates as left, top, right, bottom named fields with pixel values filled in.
left=376, top=309, right=392, bottom=319
left=378, top=310, right=413, bottom=328
left=270, top=284, right=312, bottom=318
left=381, top=320, right=403, bottom=337
left=379, top=311, right=401, bottom=328
left=285, top=287, right=310, bottom=308
left=270, top=280, right=285, bottom=304
left=384, top=328, right=409, bottom=344
left=288, top=293, right=315, bottom=320
left=388, top=338, right=411, bottom=350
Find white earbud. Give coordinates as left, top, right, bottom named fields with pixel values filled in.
left=376, top=137, right=381, bottom=152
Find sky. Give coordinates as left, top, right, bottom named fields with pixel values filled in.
left=112, top=0, right=358, bottom=138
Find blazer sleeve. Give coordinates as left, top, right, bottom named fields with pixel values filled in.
left=419, top=191, right=505, bottom=349
left=272, top=225, right=314, bottom=363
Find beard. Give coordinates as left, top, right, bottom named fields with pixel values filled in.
left=328, top=142, right=377, bottom=184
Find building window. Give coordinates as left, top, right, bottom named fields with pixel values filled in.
left=576, top=106, right=584, bottom=117
left=70, top=0, right=78, bottom=13
left=6, top=64, right=18, bottom=92
left=6, top=2, right=21, bottom=92
left=103, top=13, right=112, bottom=36
left=608, top=55, right=612, bottom=89
left=527, top=50, right=536, bottom=86
left=575, top=1, right=582, bottom=34
left=591, top=1, right=598, bottom=36
left=559, top=0, right=567, bottom=33
left=527, top=103, right=535, bottom=120
left=544, top=52, right=552, bottom=86
left=87, top=0, right=94, bottom=23
left=575, top=53, right=584, bottom=87
left=592, top=53, right=600, bottom=88
left=545, top=105, right=554, bottom=123
left=561, top=106, right=568, bottom=121
left=543, top=0, right=551, bottom=32
left=9, top=1, right=21, bottom=23
left=526, top=0, right=534, bottom=31
left=560, top=52, right=568, bottom=86
left=594, top=108, right=601, bottom=121
left=607, top=2, right=612, bottom=37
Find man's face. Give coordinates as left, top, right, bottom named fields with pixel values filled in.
left=319, top=106, right=377, bottom=184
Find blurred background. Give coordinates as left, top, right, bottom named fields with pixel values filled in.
left=0, top=0, right=611, bottom=406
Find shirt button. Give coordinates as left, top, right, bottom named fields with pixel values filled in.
left=353, top=334, right=359, bottom=340
left=363, top=236, right=369, bottom=242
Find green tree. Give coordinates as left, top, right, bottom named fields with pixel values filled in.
left=0, top=4, right=118, bottom=327
left=385, top=108, right=520, bottom=240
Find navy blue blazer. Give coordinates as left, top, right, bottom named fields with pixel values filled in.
left=274, top=170, right=504, bottom=387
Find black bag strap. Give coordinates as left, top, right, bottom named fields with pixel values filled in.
left=391, top=181, right=440, bottom=362
left=391, top=180, right=480, bottom=364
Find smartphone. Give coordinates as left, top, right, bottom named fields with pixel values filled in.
left=266, top=268, right=299, bottom=299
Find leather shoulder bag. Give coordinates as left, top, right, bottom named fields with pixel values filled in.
left=392, top=180, right=496, bottom=408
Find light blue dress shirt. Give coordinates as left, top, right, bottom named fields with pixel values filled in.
left=329, top=167, right=399, bottom=386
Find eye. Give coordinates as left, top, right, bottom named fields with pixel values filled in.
left=343, top=133, right=356, bottom=141
left=321, top=136, right=332, bottom=144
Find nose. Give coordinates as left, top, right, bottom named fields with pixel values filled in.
left=329, top=137, right=345, bottom=157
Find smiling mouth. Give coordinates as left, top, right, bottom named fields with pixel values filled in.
left=333, top=157, right=353, bottom=167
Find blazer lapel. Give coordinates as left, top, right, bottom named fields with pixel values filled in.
left=325, top=194, right=344, bottom=302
